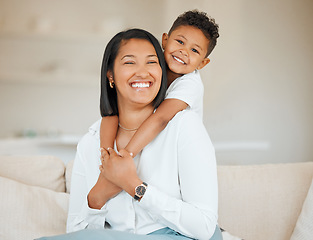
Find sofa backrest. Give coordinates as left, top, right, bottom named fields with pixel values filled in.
left=65, top=159, right=313, bottom=240
left=218, top=162, right=313, bottom=240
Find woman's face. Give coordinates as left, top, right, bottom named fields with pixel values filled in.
left=108, top=38, right=162, bottom=108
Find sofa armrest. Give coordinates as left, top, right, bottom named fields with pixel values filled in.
left=0, top=155, right=66, bottom=192
left=217, top=162, right=313, bottom=240
left=66, top=159, right=74, bottom=193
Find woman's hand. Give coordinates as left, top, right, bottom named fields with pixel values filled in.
left=101, top=148, right=142, bottom=198
left=87, top=149, right=123, bottom=210
left=87, top=174, right=122, bottom=209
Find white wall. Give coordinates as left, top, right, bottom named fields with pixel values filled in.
left=0, top=0, right=312, bottom=165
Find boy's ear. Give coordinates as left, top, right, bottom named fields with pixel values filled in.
left=161, top=33, right=168, bottom=50
left=197, top=58, right=210, bottom=70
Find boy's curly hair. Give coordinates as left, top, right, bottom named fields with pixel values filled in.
left=168, top=10, right=219, bottom=57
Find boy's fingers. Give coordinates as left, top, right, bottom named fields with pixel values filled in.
left=100, top=147, right=107, bottom=155
left=102, top=149, right=109, bottom=157
left=118, top=149, right=129, bottom=157
left=101, top=149, right=110, bottom=163
left=107, top=147, right=118, bottom=157
left=100, top=148, right=106, bottom=156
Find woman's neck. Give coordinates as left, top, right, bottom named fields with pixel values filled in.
left=118, top=104, right=154, bottom=129
left=116, top=103, right=154, bottom=150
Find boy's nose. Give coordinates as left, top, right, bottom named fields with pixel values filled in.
left=179, top=49, right=188, bottom=57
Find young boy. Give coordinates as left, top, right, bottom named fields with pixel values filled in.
left=100, top=10, right=219, bottom=156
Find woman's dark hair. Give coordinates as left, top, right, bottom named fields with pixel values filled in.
left=168, top=9, right=219, bottom=57
left=100, top=28, right=167, bottom=117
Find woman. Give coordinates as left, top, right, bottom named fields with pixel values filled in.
left=39, top=29, right=222, bottom=240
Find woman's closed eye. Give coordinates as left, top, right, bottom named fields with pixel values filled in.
left=146, top=55, right=159, bottom=64
left=124, top=61, right=135, bottom=65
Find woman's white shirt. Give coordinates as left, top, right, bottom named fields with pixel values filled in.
left=67, top=110, right=218, bottom=240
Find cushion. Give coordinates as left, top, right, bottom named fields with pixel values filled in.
left=65, top=159, right=74, bottom=193
left=290, top=178, right=313, bottom=240
left=0, top=176, right=69, bottom=240
left=217, top=162, right=313, bottom=240
left=0, top=155, right=65, bottom=192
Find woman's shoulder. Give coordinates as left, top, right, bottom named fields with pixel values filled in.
left=76, top=119, right=101, bottom=157
left=88, top=118, right=101, bottom=137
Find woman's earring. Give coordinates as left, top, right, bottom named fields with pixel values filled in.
left=109, top=77, right=114, bottom=88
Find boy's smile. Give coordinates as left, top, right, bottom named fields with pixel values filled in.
left=162, top=25, right=210, bottom=76
left=173, top=56, right=186, bottom=65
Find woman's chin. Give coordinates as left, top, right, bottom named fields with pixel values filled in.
left=130, top=98, right=155, bottom=106
left=130, top=88, right=158, bottom=103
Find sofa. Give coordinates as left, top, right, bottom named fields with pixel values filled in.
left=0, top=155, right=312, bottom=240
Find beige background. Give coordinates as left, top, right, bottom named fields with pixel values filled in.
left=0, top=0, right=312, bottom=165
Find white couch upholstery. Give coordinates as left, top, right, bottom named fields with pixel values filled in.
left=0, top=155, right=312, bottom=240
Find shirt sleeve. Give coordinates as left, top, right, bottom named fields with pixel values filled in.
left=66, top=134, right=109, bottom=232
left=165, top=71, right=204, bottom=110
left=139, top=111, right=218, bottom=240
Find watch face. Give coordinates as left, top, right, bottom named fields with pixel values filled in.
left=135, top=185, right=146, bottom=196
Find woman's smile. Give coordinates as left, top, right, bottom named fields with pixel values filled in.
left=130, top=80, right=153, bottom=89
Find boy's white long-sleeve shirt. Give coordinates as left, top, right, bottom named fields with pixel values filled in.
left=67, top=110, right=218, bottom=240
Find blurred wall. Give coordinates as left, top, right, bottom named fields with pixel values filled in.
left=0, top=0, right=312, bottom=165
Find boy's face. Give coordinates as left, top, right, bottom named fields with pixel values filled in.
left=162, top=25, right=210, bottom=75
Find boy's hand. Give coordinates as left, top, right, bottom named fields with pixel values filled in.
left=101, top=148, right=141, bottom=197
left=100, top=147, right=133, bottom=160
left=100, top=147, right=110, bottom=162
left=100, top=149, right=123, bottom=193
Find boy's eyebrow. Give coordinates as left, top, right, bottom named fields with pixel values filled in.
left=194, top=44, right=203, bottom=51
left=177, top=34, right=203, bottom=51
left=177, top=34, right=188, bottom=42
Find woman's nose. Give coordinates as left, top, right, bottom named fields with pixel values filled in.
left=135, top=65, right=150, bottom=78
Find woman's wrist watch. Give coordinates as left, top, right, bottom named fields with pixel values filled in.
left=134, top=182, right=148, bottom=201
